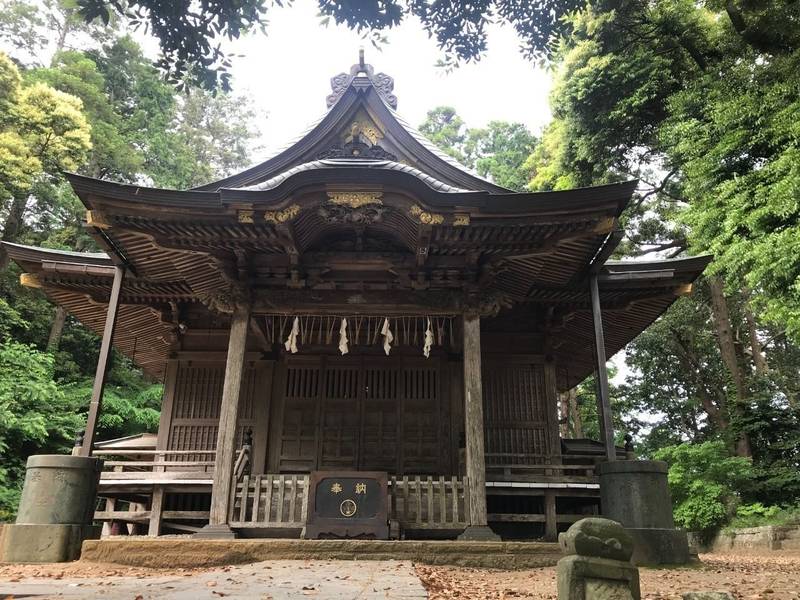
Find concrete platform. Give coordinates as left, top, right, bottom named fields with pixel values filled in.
left=81, top=537, right=563, bottom=569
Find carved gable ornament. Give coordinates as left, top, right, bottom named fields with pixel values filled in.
left=326, top=50, right=398, bottom=110
left=327, top=192, right=383, bottom=208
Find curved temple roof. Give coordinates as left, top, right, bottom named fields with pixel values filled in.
left=4, top=55, right=711, bottom=388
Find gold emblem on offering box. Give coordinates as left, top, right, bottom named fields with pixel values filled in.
left=340, top=498, right=357, bottom=517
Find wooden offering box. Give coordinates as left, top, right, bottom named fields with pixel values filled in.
left=305, top=471, right=389, bottom=539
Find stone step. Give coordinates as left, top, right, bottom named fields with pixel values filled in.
left=80, top=537, right=563, bottom=570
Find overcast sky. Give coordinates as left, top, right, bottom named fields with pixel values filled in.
left=197, top=0, right=553, bottom=155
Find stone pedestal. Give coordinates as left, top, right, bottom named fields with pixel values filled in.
left=556, top=517, right=641, bottom=600
left=194, top=523, right=238, bottom=540
left=597, top=459, right=689, bottom=565
left=1, top=455, right=103, bottom=563
left=458, top=525, right=501, bottom=541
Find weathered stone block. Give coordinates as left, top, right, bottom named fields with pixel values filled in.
left=1, top=524, right=100, bottom=563
left=16, top=455, right=103, bottom=526
left=559, top=517, right=634, bottom=562
left=627, top=527, right=690, bottom=565
left=597, top=460, right=690, bottom=566
left=597, top=460, right=674, bottom=529
left=557, top=518, right=640, bottom=600
left=682, top=592, right=734, bottom=600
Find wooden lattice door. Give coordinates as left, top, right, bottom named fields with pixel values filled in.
left=271, top=355, right=448, bottom=474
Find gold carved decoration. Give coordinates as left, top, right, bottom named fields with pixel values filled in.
left=237, top=209, right=254, bottom=224
left=85, top=210, right=111, bottom=229
left=20, top=273, right=42, bottom=288
left=453, top=214, right=471, bottom=226
left=327, top=192, right=383, bottom=208
left=409, top=204, right=444, bottom=225
left=344, top=119, right=383, bottom=146
left=264, top=204, right=301, bottom=223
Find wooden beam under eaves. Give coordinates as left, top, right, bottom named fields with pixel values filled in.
left=86, top=210, right=112, bottom=229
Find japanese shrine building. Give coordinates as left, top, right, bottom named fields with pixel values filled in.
left=5, top=56, right=709, bottom=541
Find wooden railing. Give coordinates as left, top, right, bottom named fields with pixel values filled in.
left=484, top=453, right=601, bottom=482
left=93, top=449, right=217, bottom=474
left=389, top=475, right=470, bottom=530
left=228, top=473, right=471, bottom=532
left=229, top=474, right=309, bottom=528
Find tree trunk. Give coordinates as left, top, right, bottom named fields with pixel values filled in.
left=47, top=306, right=68, bottom=353
left=708, top=276, right=752, bottom=457
left=559, top=391, right=570, bottom=437
left=742, top=292, right=768, bottom=376
left=0, top=196, right=28, bottom=270
left=568, top=387, right=582, bottom=438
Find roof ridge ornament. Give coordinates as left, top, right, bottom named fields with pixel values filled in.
left=326, top=49, right=398, bottom=110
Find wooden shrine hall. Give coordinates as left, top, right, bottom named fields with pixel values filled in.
left=5, top=55, right=709, bottom=541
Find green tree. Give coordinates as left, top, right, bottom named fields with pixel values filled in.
left=0, top=52, right=92, bottom=268
left=464, top=121, right=537, bottom=191
left=72, top=0, right=583, bottom=89
left=419, top=106, right=537, bottom=191
left=0, top=338, right=83, bottom=519
left=655, top=440, right=753, bottom=535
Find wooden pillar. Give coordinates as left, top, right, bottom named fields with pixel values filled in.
left=590, top=274, right=616, bottom=462
left=196, top=301, right=251, bottom=538
left=148, top=486, right=164, bottom=536
left=80, top=265, right=125, bottom=456
left=544, top=490, right=558, bottom=542
left=458, top=313, right=499, bottom=541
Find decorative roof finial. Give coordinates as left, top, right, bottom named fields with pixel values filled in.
left=325, top=52, right=398, bottom=110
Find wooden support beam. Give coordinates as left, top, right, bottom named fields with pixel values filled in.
left=198, top=300, right=251, bottom=538
left=80, top=265, right=125, bottom=456
left=148, top=486, right=165, bottom=536
left=544, top=490, right=558, bottom=542
left=590, top=274, right=616, bottom=462
left=458, top=313, right=500, bottom=541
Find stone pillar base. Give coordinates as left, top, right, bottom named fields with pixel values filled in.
left=1, top=524, right=100, bottom=563
left=598, top=459, right=690, bottom=565
left=458, top=525, right=501, bottom=541
left=627, top=527, right=690, bottom=566
left=194, top=524, right=238, bottom=540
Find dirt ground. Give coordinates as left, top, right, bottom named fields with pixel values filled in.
left=0, top=551, right=799, bottom=599
left=414, top=552, right=800, bottom=600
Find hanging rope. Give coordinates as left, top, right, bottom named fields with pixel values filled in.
left=338, top=317, right=349, bottom=355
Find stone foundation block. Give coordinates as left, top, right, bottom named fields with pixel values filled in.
left=1, top=523, right=101, bottom=563
left=557, top=555, right=641, bottom=600
left=627, top=527, right=690, bottom=566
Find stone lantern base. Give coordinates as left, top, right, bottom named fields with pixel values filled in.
left=598, top=459, right=690, bottom=565
left=0, top=455, right=103, bottom=563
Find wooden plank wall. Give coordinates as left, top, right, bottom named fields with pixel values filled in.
left=160, top=360, right=272, bottom=472
left=482, top=357, right=560, bottom=466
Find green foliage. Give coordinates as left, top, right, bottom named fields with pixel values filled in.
left=74, top=0, right=582, bottom=90
left=0, top=19, right=259, bottom=519
left=0, top=52, right=91, bottom=203
left=419, top=106, right=537, bottom=191
left=729, top=503, right=800, bottom=530
left=0, top=340, right=83, bottom=519
left=655, top=441, right=753, bottom=534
